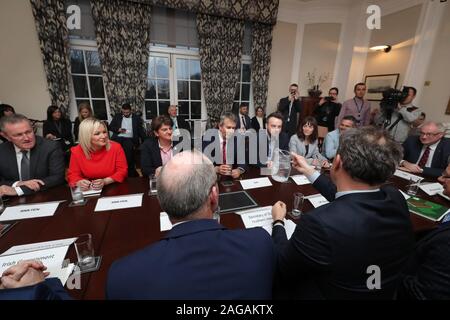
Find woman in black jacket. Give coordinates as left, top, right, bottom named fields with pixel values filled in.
left=43, top=105, right=74, bottom=153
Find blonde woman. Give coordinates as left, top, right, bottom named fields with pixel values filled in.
left=67, top=119, right=127, bottom=190
left=73, top=102, right=93, bottom=141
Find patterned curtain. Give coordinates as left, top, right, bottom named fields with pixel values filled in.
left=130, top=0, right=279, bottom=25
left=251, top=22, right=273, bottom=110
left=197, top=14, right=244, bottom=128
left=30, top=0, right=71, bottom=114
left=91, top=0, right=152, bottom=114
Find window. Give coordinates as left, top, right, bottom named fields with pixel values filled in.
left=145, top=54, right=171, bottom=119
left=233, top=62, right=252, bottom=114
left=69, top=48, right=108, bottom=120
left=175, top=58, right=202, bottom=119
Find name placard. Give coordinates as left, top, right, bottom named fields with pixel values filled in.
left=94, top=193, right=143, bottom=212
left=0, top=201, right=62, bottom=222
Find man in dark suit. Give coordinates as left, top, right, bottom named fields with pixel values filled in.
left=399, top=121, right=450, bottom=178
left=106, top=151, right=275, bottom=299
left=235, top=104, right=252, bottom=132
left=255, top=112, right=290, bottom=167
left=277, top=83, right=302, bottom=136
left=271, top=127, right=414, bottom=299
left=109, top=103, right=147, bottom=177
left=202, top=112, right=247, bottom=179
left=167, top=105, right=190, bottom=133
left=0, top=114, right=65, bottom=197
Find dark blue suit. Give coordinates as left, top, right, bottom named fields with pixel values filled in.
left=106, top=219, right=275, bottom=299
left=272, top=174, right=414, bottom=299
left=202, top=133, right=247, bottom=171
left=402, top=136, right=450, bottom=178
left=255, top=131, right=290, bottom=167
left=0, top=278, right=71, bottom=300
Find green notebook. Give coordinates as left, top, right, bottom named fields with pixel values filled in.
left=407, top=197, right=450, bottom=221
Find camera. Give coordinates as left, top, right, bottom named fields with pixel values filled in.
left=324, top=96, right=333, bottom=102
left=379, top=87, right=410, bottom=127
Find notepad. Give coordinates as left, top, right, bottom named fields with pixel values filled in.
left=307, top=194, right=329, bottom=208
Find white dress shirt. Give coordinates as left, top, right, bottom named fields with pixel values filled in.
left=12, top=144, right=30, bottom=196
left=119, top=117, right=133, bottom=138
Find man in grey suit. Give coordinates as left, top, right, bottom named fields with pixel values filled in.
left=0, top=114, right=65, bottom=197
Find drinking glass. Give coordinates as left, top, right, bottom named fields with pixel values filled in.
left=0, top=196, right=4, bottom=213
left=291, top=192, right=304, bottom=217
left=213, top=206, right=221, bottom=224
left=74, top=234, right=95, bottom=269
left=271, top=149, right=291, bottom=182
left=406, top=179, right=420, bottom=196
left=70, top=186, right=84, bottom=204
left=149, top=174, right=158, bottom=195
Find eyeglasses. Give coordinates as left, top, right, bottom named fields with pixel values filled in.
left=419, top=132, right=441, bottom=137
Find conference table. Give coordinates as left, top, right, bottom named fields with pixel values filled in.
left=0, top=167, right=444, bottom=299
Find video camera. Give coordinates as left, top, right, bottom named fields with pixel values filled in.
left=379, top=87, right=410, bottom=126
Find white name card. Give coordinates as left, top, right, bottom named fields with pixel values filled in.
left=394, top=169, right=423, bottom=182
left=94, top=193, right=143, bottom=212
left=240, top=177, right=272, bottom=190
left=160, top=212, right=172, bottom=231
left=239, top=206, right=273, bottom=228
left=0, top=201, right=62, bottom=222
left=262, top=219, right=297, bottom=240
left=291, top=175, right=310, bottom=186
left=1, top=237, right=77, bottom=256
left=307, top=194, right=330, bottom=208
left=399, top=190, right=411, bottom=200
left=419, top=183, right=444, bottom=196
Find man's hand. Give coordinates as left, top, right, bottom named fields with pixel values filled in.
left=155, top=166, right=162, bottom=177
left=0, top=185, right=17, bottom=197
left=76, top=179, right=91, bottom=191
left=1, top=260, right=48, bottom=289
left=399, top=161, right=422, bottom=174
left=16, top=179, right=45, bottom=192
left=91, top=179, right=105, bottom=190
left=291, top=152, right=316, bottom=176
left=272, top=201, right=287, bottom=221
left=45, top=133, right=56, bottom=140
left=218, top=165, right=232, bottom=176
left=318, top=97, right=326, bottom=106
left=231, top=169, right=241, bottom=179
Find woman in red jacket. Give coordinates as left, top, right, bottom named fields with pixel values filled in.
left=67, top=119, right=128, bottom=190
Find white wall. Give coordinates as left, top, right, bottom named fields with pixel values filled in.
left=0, top=0, right=50, bottom=120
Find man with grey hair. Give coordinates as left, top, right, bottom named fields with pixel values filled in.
left=399, top=121, right=450, bottom=178
left=106, top=150, right=275, bottom=299
left=0, top=114, right=65, bottom=196
left=271, top=127, right=414, bottom=299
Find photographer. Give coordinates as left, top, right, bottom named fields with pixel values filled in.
left=313, top=87, right=342, bottom=132
left=277, top=83, right=302, bottom=136
left=377, top=86, right=421, bottom=143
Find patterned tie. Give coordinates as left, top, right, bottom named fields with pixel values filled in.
left=222, top=140, right=227, bottom=164
left=21, top=150, right=30, bottom=181
left=417, top=146, right=431, bottom=168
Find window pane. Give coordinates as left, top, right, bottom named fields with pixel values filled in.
left=191, top=102, right=201, bottom=118
left=155, top=57, right=169, bottom=78
left=234, top=85, right=240, bottom=101
left=145, top=80, right=156, bottom=99
left=72, top=75, right=89, bottom=97
left=242, top=64, right=251, bottom=83
left=176, top=59, right=189, bottom=80
left=148, top=56, right=155, bottom=78
left=157, top=80, right=170, bottom=99
left=85, top=51, right=102, bottom=75
left=92, top=100, right=107, bottom=120
left=145, top=101, right=157, bottom=119
left=241, top=83, right=250, bottom=101
left=178, top=101, right=189, bottom=115
left=190, top=60, right=201, bottom=80
left=89, top=77, right=105, bottom=98
left=159, top=101, right=170, bottom=116
left=70, top=50, right=85, bottom=74
left=190, top=81, right=201, bottom=100
left=177, top=80, right=189, bottom=100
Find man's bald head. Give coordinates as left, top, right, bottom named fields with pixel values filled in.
left=157, top=151, right=217, bottom=219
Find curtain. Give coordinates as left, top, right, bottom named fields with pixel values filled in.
left=30, top=0, right=71, bottom=115
left=251, top=22, right=273, bottom=111
left=91, top=0, right=152, bottom=114
left=197, top=14, right=244, bottom=128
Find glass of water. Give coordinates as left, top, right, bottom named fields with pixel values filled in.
left=213, top=206, right=221, bottom=224
left=0, top=196, right=4, bottom=213
left=74, top=233, right=95, bottom=269
left=149, top=174, right=157, bottom=195
left=291, top=192, right=304, bottom=218
left=70, top=185, right=84, bottom=204
left=406, top=179, right=420, bottom=196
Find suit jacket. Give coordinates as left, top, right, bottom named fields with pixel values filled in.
left=110, top=113, right=146, bottom=145
left=278, top=97, right=302, bottom=136
left=43, top=118, right=74, bottom=149
left=0, top=278, right=71, bottom=300
left=251, top=116, right=266, bottom=131
left=255, top=131, right=290, bottom=167
left=202, top=133, right=247, bottom=171
left=402, top=136, right=450, bottom=178
left=0, top=136, right=65, bottom=195
left=170, top=115, right=190, bottom=131
left=289, top=135, right=327, bottom=162
left=399, top=222, right=450, bottom=300
left=272, top=174, right=414, bottom=299
left=106, top=219, right=275, bottom=299
left=236, top=113, right=252, bottom=130
left=140, top=137, right=181, bottom=176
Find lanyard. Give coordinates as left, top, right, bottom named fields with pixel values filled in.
left=353, top=98, right=364, bottom=114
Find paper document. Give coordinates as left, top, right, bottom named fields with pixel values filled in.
left=291, top=175, right=310, bottom=186
left=94, top=193, right=143, bottom=212
left=399, top=190, right=411, bottom=200
left=394, top=170, right=423, bottom=182
left=160, top=212, right=172, bottom=231
left=1, top=237, right=77, bottom=256
left=307, top=194, right=329, bottom=208
left=0, top=201, right=62, bottom=222
left=262, top=219, right=297, bottom=240
left=419, top=183, right=444, bottom=196
left=240, top=177, right=272, bottom=190
left=82, top=188, right=102, bottom=197
left=47, top=263, right=76, bottom=286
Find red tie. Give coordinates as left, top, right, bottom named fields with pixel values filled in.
left=418, top=146, right=430, bottom=168
left=222, top=140, right=227, bottom=164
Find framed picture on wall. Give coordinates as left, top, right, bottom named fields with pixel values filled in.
left=364, top=74, right=399, bottom=101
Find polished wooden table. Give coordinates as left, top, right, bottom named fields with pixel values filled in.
left=0, top=167, right=443, bottom=299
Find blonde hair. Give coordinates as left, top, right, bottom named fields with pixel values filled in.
left=78, top=118, right=110, bottom=159
left=77, top=102, right=93, bottom=122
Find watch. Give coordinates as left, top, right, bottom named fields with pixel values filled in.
left=272, top=219, right=285, bottom=227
